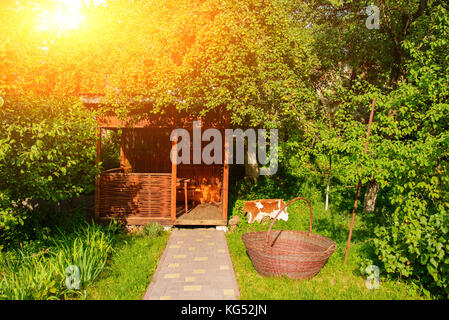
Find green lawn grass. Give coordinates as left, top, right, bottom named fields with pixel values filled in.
left=226, top=200, right=426, bottom=300
left=82, top=231, right=169, bottom=300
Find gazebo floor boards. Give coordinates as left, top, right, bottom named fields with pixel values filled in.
left=174, top=219, right=227, bottom=226
left=98, top=216, right=226, bottom=226
left=99, top=204, right=226, bottom=226
left=175, top=202, right=226, bottom=226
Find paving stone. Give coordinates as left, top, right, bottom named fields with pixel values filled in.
left=143, top=228, right=240, bottom=300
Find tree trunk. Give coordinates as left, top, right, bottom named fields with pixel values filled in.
left=363, top=179, right=380, bottom=213
left=245, top=139, right=259, bottom=181
left=245, top=163, right=259, bottom=180
left=390, top=45, right=403, bottom=87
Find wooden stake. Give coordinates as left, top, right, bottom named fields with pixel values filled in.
left=344, top=99, right=376, bottom=264
left=184, top=179, right=188, bottom=215
left=325, top=155, right=331, bottom=211
left=171, top=139, right=177, bottom=222
left=223, top=127, right=230, bottom=221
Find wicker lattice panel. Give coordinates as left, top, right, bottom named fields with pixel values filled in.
left=99, top=173, right=171, bottom=218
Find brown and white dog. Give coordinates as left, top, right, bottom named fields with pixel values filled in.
left=243, top=199, right=288, bottom=224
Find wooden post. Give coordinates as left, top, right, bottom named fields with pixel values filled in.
left=223, top=163, right=229, bottom=221
left=222, top=128, right=230, bottom=221
left=171, top=139, right=177, bottom=222
left=325, top=155, right=331, bottom=211
left=184, top=180, right=188, bottom=215
left=94, top=126, right=102, bottom=222
left=120, top=128, right=131, bottom=171
left=344, top=99, right=376, bottom=264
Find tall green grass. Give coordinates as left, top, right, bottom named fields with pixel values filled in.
left=0, top=222, right=115, bottom=300
left=82, top=232, right=169, bottom=300
left=52, top=223, right=114, bottom=287
left=0, top=250, right=62, bottom=300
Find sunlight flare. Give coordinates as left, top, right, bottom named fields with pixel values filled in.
left=36, top=0, right=106, bottom=32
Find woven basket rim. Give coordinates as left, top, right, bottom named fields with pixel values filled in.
left=242, top=229, right=337, bottom=255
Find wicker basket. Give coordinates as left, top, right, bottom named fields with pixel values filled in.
left=242, top=197, right=336, bottom=280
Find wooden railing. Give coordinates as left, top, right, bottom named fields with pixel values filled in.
left=98, top=172, right=171, bottom=218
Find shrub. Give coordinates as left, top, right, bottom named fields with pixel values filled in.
left=372, top=6, right=449, bottom=299
left=374, top=201, right=449, bottom=298
left=0, top=194, right=27, bottom=246
left=0, top=95, right=99, bottom=247
left=141, top=223, right=165, bottom=238
left=0, top=95, right=99, bottom=203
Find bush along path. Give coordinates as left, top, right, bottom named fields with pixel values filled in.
left=143, top=228, right=240, bottom=300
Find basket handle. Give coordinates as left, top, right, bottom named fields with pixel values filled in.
left=246, top=226, right=257, bottom=234
left=264, top=197, right=313, bottom=247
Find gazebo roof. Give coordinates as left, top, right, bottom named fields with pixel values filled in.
left=80, top=94, right=228, bottom=129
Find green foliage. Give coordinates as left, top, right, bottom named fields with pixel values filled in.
left=277, top=1, right=449, bottom=298
left=100, top=129, right=121, bottom=171
left=0, top=95, right=99, bottom=203
left=164, top=0, right=317, bottom=127
left=232, top=172, right=323, bottom=205
left=81, top=232, right=169, bottom=300
left=141, top=223, right=165, bottom=238
left=0, top=222, right=115, bottom=300
left=371, top=4, right=449, bottom=298
left=0, top=95, right=99, bottom=245
left=0, top=194, right=27, bottom=245
left=1, top=0, right=317, bottom=128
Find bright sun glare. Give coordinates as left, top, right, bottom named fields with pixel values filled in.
left=37, top=0, right=106, bottom=32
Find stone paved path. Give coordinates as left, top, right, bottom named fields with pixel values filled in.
left=143, top=228, right=240, bottom=300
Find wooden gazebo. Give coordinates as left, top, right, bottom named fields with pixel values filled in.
left=82, top=95, right=229, bottom=226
